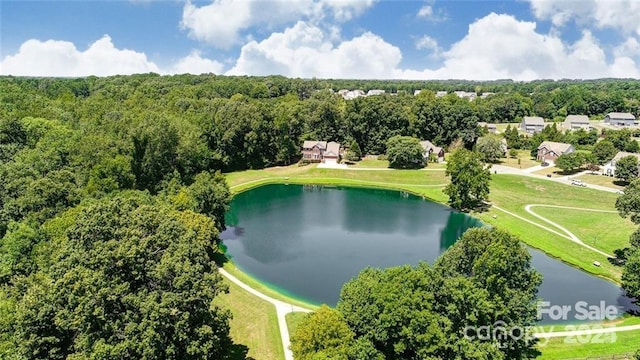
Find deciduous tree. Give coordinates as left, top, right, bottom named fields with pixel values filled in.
left=386, top=136, right=424, bottom=169
left=444, top=148, right=491, bottom=211
left=615, top=155, right=639, bottom=183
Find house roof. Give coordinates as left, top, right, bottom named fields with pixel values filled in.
left=565, top=115, right=590, bottom=123
left=523, top=116, right=545, bottom=125
left=303, top=141, right=327, bottom=149
left=612, top=151, right=640, bottom=162
left=537, top=141, right=573, bottom=154
left=324, top=141, right=341, bottom=157
left=420, top=140, right=443, bottom=155
left=606, top=112, right=636, bottom=120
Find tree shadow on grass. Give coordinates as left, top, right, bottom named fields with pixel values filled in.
left=228, top=343, right=254, bottom=360
left=613, top=180, right=630, bottom=187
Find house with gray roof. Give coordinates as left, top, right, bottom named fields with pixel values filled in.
left=301, top=140, right=341, bottom=164
left=420, top=140, right=445, bottom=162
left=536, top=141, right=575, bottom=162
left=604, top=112, right=637, bottom=127
left=563, top=115, right=590, bottom=131
left=478, top=122, right=498, bottom=134
left=520, top=116, right=545, bottom=134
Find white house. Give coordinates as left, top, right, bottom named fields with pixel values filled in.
left=520, top=116, right=545, bottom=134
left=604, top=112, right=637, bottom=127
left=602, top=151, right=640, bottom=176
left=563, top=115, right=590, bottom=131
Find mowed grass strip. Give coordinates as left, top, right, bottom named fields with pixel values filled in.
left=531, top=207, right=634, bottom=254
left=213, top=279, right=284, bottom=360
left=537, top=329, right=640, bottom=359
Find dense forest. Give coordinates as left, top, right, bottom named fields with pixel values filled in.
left=2, top=74, right=640, bottom=359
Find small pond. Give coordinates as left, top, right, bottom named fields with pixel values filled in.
left=222, top=184, right=638, bottom=323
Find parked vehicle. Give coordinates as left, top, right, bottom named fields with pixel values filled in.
left=571, top=179, right=586, bottom=187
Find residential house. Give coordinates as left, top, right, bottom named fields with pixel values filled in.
left=435, top=91, right=448, bottom=98
left=536, top=141, right=575, bottom=162
left=478, top=122, right=498, bottom=134
left=454, top=91, right=477, bottom=101
left=604, top=112, right=637, bottom=127
left=367, top=89, right=385, bottom=96
left=563, top=115, right=590, bottom=131
left=301, top=141, right=341, bottom=163
left=414, top=90, right=422, bottom=96
left=420, top=140, right=445, bottom=162
left=323, top=142, right=341, bottom=165
left=601, top=151, right=640, bottom=176
left=520, top=116, right=545, bottom=134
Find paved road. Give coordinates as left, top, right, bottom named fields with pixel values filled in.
left=218, top=268, right=312, bottom=360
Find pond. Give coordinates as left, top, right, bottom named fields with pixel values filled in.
left=222, top=184, right=638, bottom=323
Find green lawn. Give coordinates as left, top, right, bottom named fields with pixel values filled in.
left=538, top=330, right=640, bottom=359
left=532, top=207, right=634, bottom=254
left=478, top=175, right=625, bottom=282
left=537, top=316, right=640, bottom=359
left=499, top=149, right=540, bottom=169
left=212, top=279, right=284, bottom=360
left=349, top=158, right=390, bottom=168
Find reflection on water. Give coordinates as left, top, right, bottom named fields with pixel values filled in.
left=223, top=184, right=638, bottom=322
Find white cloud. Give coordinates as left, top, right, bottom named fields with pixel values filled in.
left=614, top=37, right=640, bottom=58
left=0, top=36, right=226, bottom=77
left=529, top=0, right=640, bottom=35
left=181, top=0, right=252, bottom=49
left=415, top=35, right=438, bottom=51
left=226, top=21, right=401, bottom=79
left=170, top=51, right=224, bottom=74
left=0, top=35, right=160, bottom=76
left=181, top=0, right=376, bottom=48
left=417, top=5, right=433, bottom=18
left=395, top=13, right=640, bottom=80
left=416, top=2, right=446, bottom=22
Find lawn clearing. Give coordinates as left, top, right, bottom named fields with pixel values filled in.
left=480, top=175, right=625, bottom=281
left=531, top=207, right=634, bottom=254
left=537, top=329, right=640, bottom=359
left=349, top=158, right=390, bottom=168
left=531, top=166, right=564, bottom=177
left=213, top=278, right=284, bottom=360
left=574, top=173, right=625, bottom=190
left=499, top=149, right=540, bottom=169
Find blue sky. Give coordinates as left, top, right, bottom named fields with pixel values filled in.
left=2, top=0, right=640, bottom=80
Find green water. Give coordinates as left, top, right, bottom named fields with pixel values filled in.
left=222, top=184, right=637, bottom=322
